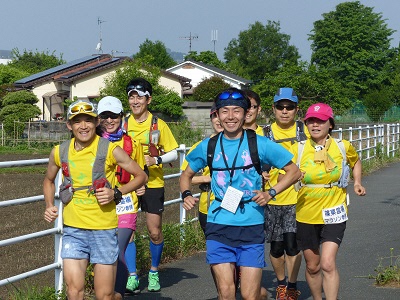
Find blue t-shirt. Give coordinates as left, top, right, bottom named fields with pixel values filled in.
left=186, top=131, right=293, bottom=226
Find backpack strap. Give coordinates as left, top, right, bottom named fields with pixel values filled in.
left=296, top=120, right=308, bottom=142
left=263, top=124, right=274, bottom=141
left=246, top=129, right=262, bottom=175
left=60, top=140, right=72, bottom=188
left=206, top=132, right=221, bottom=177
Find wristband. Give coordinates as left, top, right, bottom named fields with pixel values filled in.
left=156, top=156, right=162, bottom=166
left=114, top=187, right=123, bottom=205
left=181, top=190, right=192, bottom=201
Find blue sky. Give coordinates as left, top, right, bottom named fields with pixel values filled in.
left=1, top=0, right=399, bottom=63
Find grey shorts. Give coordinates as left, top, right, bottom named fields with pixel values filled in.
left=264, top=204, right=297, bottom=243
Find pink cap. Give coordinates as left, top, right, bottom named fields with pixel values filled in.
left=304, top=103, right=334, bottom=121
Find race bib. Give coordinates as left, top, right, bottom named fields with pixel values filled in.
left=322, top=203, right=348, bottom=224
left=116, top=194, right=135, bottom=215
left=220, top=186, right=244, bottom=214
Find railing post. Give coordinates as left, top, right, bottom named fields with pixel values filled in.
left=178, top=144, right=187, bottom=224
left=54, top=170, right=64, bottom=296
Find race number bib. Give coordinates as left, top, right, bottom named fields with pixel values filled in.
left=220, top=186, right=244, bottom=214
left=116, top=194, right=135, bottom=215
left=322, top=203, right=348, bottom=224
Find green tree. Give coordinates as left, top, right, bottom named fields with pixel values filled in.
left=309, top=1, right=395, bottom=98
left=100, top=59, right=183, bottom=118
left=133, top=39, right=176, bottom=69
left=192, top=76, right=231, bottom=102
left=0, top=65, right=29, bottom=85
left=8, top=48, right=65, bottom=74
left=184, top=51, right=227, bottom=70
left=224, top=21, right=300, bottom=80
left=363, top=87, right=393, bottom=122
left=0, top=90, right=41, bottom=137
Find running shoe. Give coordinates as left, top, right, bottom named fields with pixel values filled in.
left=276, top=285, right=287, bottom=300
left=148, top=271, right=161, bottom=292
left=286, top=288, right=301, bottom=300
left=126, top=275, right=140, bottom=294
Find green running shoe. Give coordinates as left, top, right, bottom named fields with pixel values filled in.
left=148, top=271, right=161, bottom=292
left=126, top=275, right=140, bottom=294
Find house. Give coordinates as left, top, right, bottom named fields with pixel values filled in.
left=14, top=54, right=191, bottom=121
left=0, top=50, right=12, bottom=65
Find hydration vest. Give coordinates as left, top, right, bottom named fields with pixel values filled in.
left=263, top=120, right=307, bottom=144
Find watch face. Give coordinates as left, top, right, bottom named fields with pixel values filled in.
left=269, top=189, right=277, bottom=197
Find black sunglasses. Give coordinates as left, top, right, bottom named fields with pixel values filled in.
left=127, top=84, right=147, bottom=93
left=99, top=112, right=120, bottom=119
left=275, top=104, right=297, bottom=111
left=218, top=91, right=245, bottom=101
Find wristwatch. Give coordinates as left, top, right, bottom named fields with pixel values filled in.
left=156, top=156, right=162, bottom=166
left=268, top=188, right=277, bottom=200
left=113, top=187, right=123, bottom=205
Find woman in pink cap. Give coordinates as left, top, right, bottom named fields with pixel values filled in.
left=289, top=103, right=366, bottom=300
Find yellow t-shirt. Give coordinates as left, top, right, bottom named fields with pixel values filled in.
left=112, top=136, right=145, bottom=214
left=181, top=140, right=215, bottom=215
left=266, top=122, right=310, bottom=205
left=290, top=139, right=359, bottom=224
left=54, top=136, right=118, bottom=229
left=126, top=113, right=178, bottom=188
left=255, top=125, right=264, bottom=136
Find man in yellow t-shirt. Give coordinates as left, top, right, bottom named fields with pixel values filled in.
left=264, top=87, right=309, bottom=300
left=43, top=100, right=147, bottom=300
left=125, top=78, right=179, bottom=292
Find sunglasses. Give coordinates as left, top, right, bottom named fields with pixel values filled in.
left=218, top=91, right=245, bottom=101
left=127, top=84, right=147, bottom=93
left=275, top=104, right=297, bottom=111
left=250, top=105, right=259, bottom=110
left=99, top=112, right=120, bottom=119
left=68, top=102, right=95, bottom=115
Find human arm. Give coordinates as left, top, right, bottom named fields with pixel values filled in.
left=179, top=165, right=200, bottom=210
left=352, top=159, right=366, bottom=196
left=145, top=149, right=178, bottom=167
left=43, top=148, right=60, bottom=223
left=95, top=146, right=148, bottom=205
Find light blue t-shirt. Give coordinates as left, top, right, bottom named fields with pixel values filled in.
left=186, top=131, right=293, bottom=226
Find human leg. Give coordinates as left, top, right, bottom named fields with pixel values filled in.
left=303, top=248, right=323, bottom=300
left=125, top=234, right=140, bottom=294
left=146, top=212, right=164, bottom=269
left=63, top=259, right=88, bottom=300
left=320, top=241, right=340, bottom=300
left=211, top=263, right=237, bottom=300
left=239, top=266, right=266, bottom=300
left=93, top=262, right=118, bottom=300
left=283, top=232, right=301, bottom=299
left=115, top=227, right=133, bottom=296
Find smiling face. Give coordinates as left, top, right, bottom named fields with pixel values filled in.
left=99, top=112, right=122, bottom=134
left=305, top=117, right=332, bottom=145
left=273, top=100, right=299, bottom=129
left=245, top=97, right=261, bottom=129
left=66, top=114, right=99, bottom=147
left=217, top=105, right=247, bottom=139
left=128, top=91, right=151, bottom=121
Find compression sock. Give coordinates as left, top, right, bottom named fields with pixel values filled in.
left=150, top=240, right=164, bottom=268
left=125, top=241, right=137, bottom=274
left=277, top=277, right=287, bottom=286
left=287, top=281, right=297, bottom=290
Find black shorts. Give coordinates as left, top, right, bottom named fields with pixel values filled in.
left=139, top=187, right=165, bottom=214
left=296, top=221, right=346, bottom=251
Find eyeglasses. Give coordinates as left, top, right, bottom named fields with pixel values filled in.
left=250, top=105, right=259, bottom=110
left=68, top=102, right=95, bottom=115
left=99, top=112, right=120, bottom=119
left=127, top=84, right=146, bottom=93
left=275, top=104, right=297, bottom=111
left=218, top=91, right=246, bottom=101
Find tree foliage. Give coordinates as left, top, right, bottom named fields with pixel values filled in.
left=363, top=87, right=393, bottom=122
left=192, top=76, right=231, bottom=102
left=184, top=51, right=227, bottom=70
left=100, top=59, right=183, bottom=118
left=133, top=39, right=176, bottom=69
left=309, top=1, right=395, bottom=98
left=8, top=48, right=65, bottom=74
left=224, top=21, right=300, bottom=80
left=0, top=65, right=29, bottom=86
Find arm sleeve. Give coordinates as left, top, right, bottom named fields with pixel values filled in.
left=160, top=149, right=178, bottom=164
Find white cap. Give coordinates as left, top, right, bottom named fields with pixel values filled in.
left=98, top=96, right=123, bottom=115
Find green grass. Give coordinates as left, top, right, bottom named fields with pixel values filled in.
left=369, top=248, right=400, bottom=287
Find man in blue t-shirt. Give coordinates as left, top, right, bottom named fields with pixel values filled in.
left=180, top=88, right=301, bottom=300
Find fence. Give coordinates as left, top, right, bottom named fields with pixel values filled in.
left=1, top=124, right=399, bottom=295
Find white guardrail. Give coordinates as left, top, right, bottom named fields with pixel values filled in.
left=0, top=124, right=399, bottom=294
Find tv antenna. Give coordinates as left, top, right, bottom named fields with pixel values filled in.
left=179, top=32, right=198, bottom=52
left=211, top=29, right=218, bottom=53
left=96, top=17, right=106, bottom=53
left=111, top=50, right=129, bottom=57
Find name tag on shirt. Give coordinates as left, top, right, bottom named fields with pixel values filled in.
left=116, top=194, right=134, bottom=215
left=322, top=203, right=348, bottom=224
left=220, top=186, right=244, bottom=214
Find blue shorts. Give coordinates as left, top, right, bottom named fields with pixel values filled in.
left=206, top=239, right=266, bottom=268
left=61, top=226, right=119, bottom=264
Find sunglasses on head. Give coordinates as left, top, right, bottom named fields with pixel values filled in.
left=99, top=112, right=120, bottom=119
left=68, top=102, right=95, bottom=115
left=218, top=91, right=245, bottom=101
left=275, top=103, right=297, bottom=111
left=127, top=84, right=147, bottom=93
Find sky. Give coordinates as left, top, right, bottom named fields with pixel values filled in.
left=1, top=0, right=400, bottom=64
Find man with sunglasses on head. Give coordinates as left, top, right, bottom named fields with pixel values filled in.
left=43, top=100, right=147, bottom=300
left=124, top=78, right=178, bottom=293
left=263, top=87, right=309, bottom=300
left=180, top=87, right=301, bottom=300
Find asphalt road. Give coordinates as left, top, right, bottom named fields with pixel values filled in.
left=126, top=162, right=400, bottom=299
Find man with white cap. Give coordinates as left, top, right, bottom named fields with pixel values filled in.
left=124, top=77, right=178, bottom=292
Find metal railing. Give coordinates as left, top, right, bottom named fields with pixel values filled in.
left=1, top=124, right=399, bottom=294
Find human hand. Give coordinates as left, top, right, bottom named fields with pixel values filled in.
left=354, top=183, right=366, bottom=196
left=251, top=190, right=272, bottom=206
left=145, top=155, right=157, bottom=167
left=136, top=185, right=146, bottom=196
left=182, top=195, right=199, bottom=211
left=44, top=205, right=58, bottom=223
left=95, top=187, right=114, bottom=205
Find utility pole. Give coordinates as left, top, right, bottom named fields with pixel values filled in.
left=211, top=29, right=218, bottom=53
left=96, top=17, right=106, bottom=53
left=179, top=32, right=198, bottom=53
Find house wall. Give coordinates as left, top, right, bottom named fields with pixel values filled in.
left=31, top=82, right=59, bottom=120
left=159, top=76, right=182, bottom=97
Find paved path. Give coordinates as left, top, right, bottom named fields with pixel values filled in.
left=127, top=162, right=400, bottom=299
